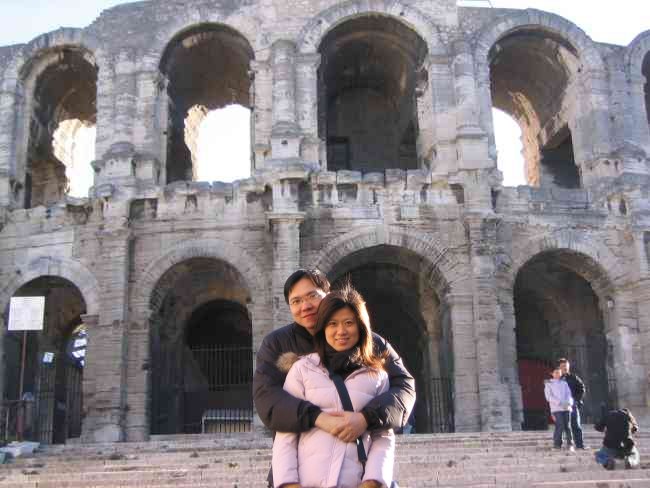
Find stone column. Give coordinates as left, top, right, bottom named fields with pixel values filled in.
left=270, top=41, right=301, bottom=159
left=78, top=313, right=98, bottom=440
left=452, top=42, right=491, bottom=171
left=296, top=53, right=321, bottom=164
left=466, top=215, right=512, bottom=431
left=428, top=54, right=456, bottom=173
left=628, top=74, right=650, bottom=152
left=251, top=60, right=273, bottom=169
left=81, top=227, right=131, bottom=443
left=94, top=49, right=138, bottom=188
left=0, top=87, right=18, bottom=207
left=267, top=210, right=304, bottom=328
left=447, top=293, right=481, bottom=432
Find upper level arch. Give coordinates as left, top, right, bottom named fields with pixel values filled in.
left=475, top=10, right=606, bottom=189
left=156, top=23, right=255, bottom=184
left=625, top=30, right=650, bottom=136
left=296, top=0, right=442, bottom=56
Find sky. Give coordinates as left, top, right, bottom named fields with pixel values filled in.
left=1, top=0, right=648, bottom=189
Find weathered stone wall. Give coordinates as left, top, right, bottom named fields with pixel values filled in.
left=0, top=0, right=649, bottom=443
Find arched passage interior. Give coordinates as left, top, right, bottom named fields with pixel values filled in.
left=160, top=24, right=254, bottom=183
left=149, top=257, right=253, bottom=434
left=3, top=276, right=87, bottom=444
left=489, top=29, right=580, bottom=188
left=23, top=47, right=97, bottom=207
left=318, top=16, right=428, bottom=172
left=328, top=245, right=453, bottom=433
left=514, top=251, right=613, bottom=430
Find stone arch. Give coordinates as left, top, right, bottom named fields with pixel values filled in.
left=506, top=229, right=619, bottom=298
left=10, top=33, right=99, bottom=208
left=296, top=0, right=443, bottom=56
left=153, top=14, right=259, bottom=71
left=474, top=10, right=609, bottom=186
left=625, top=29, right=650, bottom=78
left=135, top=238, right=267, bottom=314
left=0, top=255, right=100, bottom=317
left=313, top=225, right=467, bottom=297
left=474, top=9, right=604, bottom=72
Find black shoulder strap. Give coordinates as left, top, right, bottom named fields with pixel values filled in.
left=329, top=371, right=368, bottom=466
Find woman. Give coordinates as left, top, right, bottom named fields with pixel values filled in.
left=272, top=286, right=394, bottom=488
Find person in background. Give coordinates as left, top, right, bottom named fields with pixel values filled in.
left=558, top=358, right=586, bottom=449
left=544, top=363, right=574, bottom=451
left=595, top=407, right=640, bottom=470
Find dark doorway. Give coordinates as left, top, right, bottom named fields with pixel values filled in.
left=514, top=251, right=615, bottom=430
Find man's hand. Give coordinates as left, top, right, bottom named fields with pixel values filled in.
left=358, top=480, right=383, bottom=488
left=315, top=412, right=368, bottom=442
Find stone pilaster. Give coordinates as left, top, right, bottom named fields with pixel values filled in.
left=428, top=54, right=457, bottom=173
left=251, top=60, right=273, bottom=168
left=452, top=41, right=490, bottom=171
left=94, top=49, right=139, bottom=188
left=270, top=40, right=301, bottom=159
left=466, top=215, right=512, bottom=431
left=81, top=226, right=131, bottom=443
left=295, top=53, right=321, bottom=163
left=267, top=212, right=304, bottom=328
left=447, top=293, right=481, bottom=432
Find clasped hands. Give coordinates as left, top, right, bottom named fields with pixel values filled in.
left=315, top=411, right=368, bottom=443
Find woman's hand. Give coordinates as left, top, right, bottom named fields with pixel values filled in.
left=358, top=480, right=384, bottom=488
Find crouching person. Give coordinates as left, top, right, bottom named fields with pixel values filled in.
left=595, top=407, right=640, bottom=470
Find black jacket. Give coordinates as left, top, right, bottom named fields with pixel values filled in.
left=562, top=373, right=585, bottom=403
left=252, top=322, right=416, bottom=433
left=595, top=408, right=638, bottom=452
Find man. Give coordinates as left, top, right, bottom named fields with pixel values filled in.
left=594, top=407, right=640, bottom=470
left=559, top=358, right=586, bottom=449
left=253, top=269, right=416, bottom=485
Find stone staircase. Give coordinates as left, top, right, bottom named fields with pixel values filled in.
left=0, top=430, right=648, bottom=487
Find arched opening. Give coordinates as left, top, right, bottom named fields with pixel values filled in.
left=643, top=51, right=650, bottom=130
left=318, top=16, right=428, bottom=172
left=493, top=108, right=526, bottom=186
left=23, top=47, right=97, bottom=207
left=328, top=245, right=453, bottom=433
left=514, top=251, right=614, bottom=430
left=160, top=24, right=254, bottom=184
left=149, top=258, right=253, bottom=435
left=489, top=29, right=580, bottom=188
left=3, top=276, right=86, bottom=444
left=195, top=105, right=251, bottom=182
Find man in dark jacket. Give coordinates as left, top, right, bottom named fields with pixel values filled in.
left=559, top=358, right=586, bottom=449
left=253, top=269, right=416, bottom=484
left=594, top=407, right=640, bottom=470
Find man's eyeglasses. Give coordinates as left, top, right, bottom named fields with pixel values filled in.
left=289, top=290, right=323, bottom=308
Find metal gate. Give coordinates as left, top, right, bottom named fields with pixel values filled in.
left=431, top=377, right=455, bottom=433
left=151, top=345, right=254, bottom=435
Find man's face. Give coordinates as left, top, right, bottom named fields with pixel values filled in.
left=287, top=277, right=326, bottom=334
left=560, top=362, right=570, bottom=375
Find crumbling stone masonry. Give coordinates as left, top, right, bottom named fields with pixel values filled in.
left=1, top=0, right=650, bottom=443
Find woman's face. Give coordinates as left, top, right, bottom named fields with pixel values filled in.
left=324, top=306, right=360, bottom=352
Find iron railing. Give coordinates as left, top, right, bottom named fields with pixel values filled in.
left=0, top=400, right=31, bottom=443
left=431, top=377, right=455, bottom=433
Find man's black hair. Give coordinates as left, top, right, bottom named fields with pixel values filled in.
left=283, top=269, right=331, bottom=303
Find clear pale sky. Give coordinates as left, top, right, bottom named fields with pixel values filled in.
left=1, top=1, right=648, bottom=187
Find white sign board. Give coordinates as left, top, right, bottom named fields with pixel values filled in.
left=8, top=296, right=45, bottom=331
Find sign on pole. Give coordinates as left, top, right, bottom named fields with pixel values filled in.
left=8, top=296, right=45, bottom=331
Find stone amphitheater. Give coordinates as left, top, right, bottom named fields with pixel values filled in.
left=0, top=0, right=650, bottom=485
